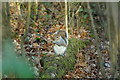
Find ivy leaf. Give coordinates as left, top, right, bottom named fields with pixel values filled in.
left=35, top=37, right=40, bottom=40
left=35, top=29, right=39, bottom=32
left=36, top=34, right=41, bottom=36
left=84, top=9, right=88, bottom=12
left=45, top=14, right=51, bottom=18
left=84, top=14, right=88, bottom=19
left=79, top=8, right=83, bottom=12
left=91, top=9, right=95, bottom=13
left=39, top=15, right=43, bottom=18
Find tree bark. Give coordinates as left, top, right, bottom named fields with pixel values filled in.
left=106, top=2, right=119, bottom=78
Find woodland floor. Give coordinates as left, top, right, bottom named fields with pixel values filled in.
left=8, top=2, right=111, bottom=78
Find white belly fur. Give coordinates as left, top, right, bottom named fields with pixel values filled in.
left=54, top=44, right=67, bottom=55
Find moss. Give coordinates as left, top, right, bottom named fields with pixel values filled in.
left=40, top=38, right=87, bottom=78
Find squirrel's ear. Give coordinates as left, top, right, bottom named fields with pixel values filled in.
left=64, top=31, right=67, bottom=38
left=58, top=30, right=65, bottom=36
left=61, top=30, right=67, bottom=38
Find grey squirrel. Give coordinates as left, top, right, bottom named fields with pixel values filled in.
left=53, top=30, right=68, bottom=55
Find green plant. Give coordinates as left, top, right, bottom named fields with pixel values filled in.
left=2, top=39, right=34, bottom=78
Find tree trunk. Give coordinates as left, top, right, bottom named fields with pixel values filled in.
left=106, top=2, right=119, bottom=78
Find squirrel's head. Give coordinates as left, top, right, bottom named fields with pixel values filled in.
left=53, top=33, right=61, bottom=41
left=52, top=30, right=68, bottom=47
left=53, top=30, right=67, bottom=40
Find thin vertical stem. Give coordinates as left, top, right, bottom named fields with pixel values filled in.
left=65, top=0, right=68, bottom=35
left=21, top=2, right=31, bottom=55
